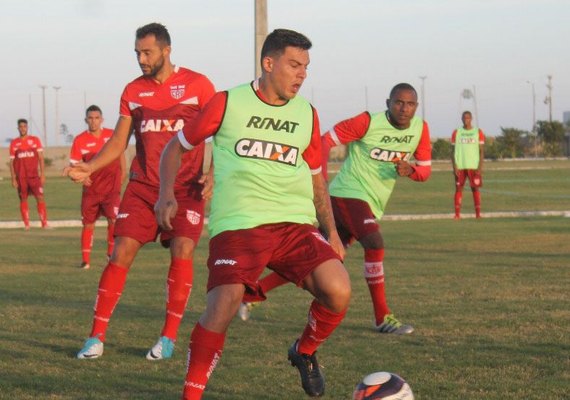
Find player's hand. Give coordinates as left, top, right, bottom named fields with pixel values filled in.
left=155, top=193, right=178, bottom=231
left=11, top=177, right=18, bottom=188
left=199, top=167, right=214, bottom=201
left=63, top=162, right=93, bottom=185
left=40, top=175, right=46, bottom=185
left=328, top=230, right=346, bottom=261
left=394, top=160, right=413, bottom=177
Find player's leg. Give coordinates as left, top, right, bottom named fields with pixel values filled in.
left=469, top=170, right=483, bottom=218
left=147, top=236, right=196, bottom=361
left=78, top=182, right=157, bottom=359
left=454, top=170, right=467, bottom=219
left=29, top=177, right=48, bottom=227
left=17, top=184, right=30, bottom=230
left=238, top=272, right=289, bottom=321
left=102, top=191, right=120, bottom=259
left=80, top=223, right=96, bottom=269
left=291, top=257, right=350, bottom=397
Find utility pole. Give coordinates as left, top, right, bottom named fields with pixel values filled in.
left=526, top=81, right=536, bottom=133
left=364, top=85, right=369, bottom=111
left=472, top=85, right=479, bottom=127
left=545, top=75, right=553, bottom=122
left=39, top=85, right=48, bottom=146
left=254, top=0, right=268, bottom=79
left=419, top=76, right=427, bottom=120
left=53, top=86, right=61, bottom=146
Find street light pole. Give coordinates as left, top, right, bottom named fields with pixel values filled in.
left=39, top=85, right=48, bottom=146
left=545, top=75, right=553, bottom=122
left=254, top=0, right=267, bottom=79
left=419, top=76, right=427, bottom=120
left=53, top=86, right=61, bottom=146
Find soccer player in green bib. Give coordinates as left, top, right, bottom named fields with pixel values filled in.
left=239, top=83, right=432, bottom=335
left=451, top=111, right=485, bottom=219
left=156, top=29, right=350, bottom=399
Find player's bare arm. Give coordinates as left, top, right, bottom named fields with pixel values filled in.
left=38, top=151, right=46, bottom=185
left=119, top=152, right=128, bottom=183
left=64, top=116, right=132, bottom=183
left=9, top=159, right=17, bottom=188
left=154, top=136, right=185, bottom=231
left=312, top=172, right=345, bottom=260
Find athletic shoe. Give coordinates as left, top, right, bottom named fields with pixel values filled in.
left=80, top=262, right=90, bottom=270
left=42, top=224, right=54, bottom=230
left=77, top=336, right=104, bottom=359
left=238, top=302, right=253, bottom=321
left=146, top=336, right=175, bottom=360
left=375, top=314, right=414, bottom=334
left=288, top=340, right=325, bottom=397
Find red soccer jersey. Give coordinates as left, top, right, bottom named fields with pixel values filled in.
left=179, top=82, right=323, bottom=172
left=9, top=135, right=43, bottom=179
left=70, top=128, right=121, bottom=195
left=119, top=66, right=216, bottom=188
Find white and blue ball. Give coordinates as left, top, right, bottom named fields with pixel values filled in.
left=353, top=371, right=414, bottom=400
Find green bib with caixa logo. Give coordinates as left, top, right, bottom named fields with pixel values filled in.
left=329, top=111, right=423, bottom=218
left=453, top=127, right=480, bottom=170
left=209, top=82, right=316, bottom=237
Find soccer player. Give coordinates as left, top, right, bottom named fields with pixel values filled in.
left=239, top=83, right=432, bottom=335
left=156, top=29, right=351, bottom=399
left=9, top=118, right=49, bottom=230
left=65, top=23, right=215, bottom=360
left=451, top=110, right=485, bottom=219
left=69, top=105, right=127, bottom=270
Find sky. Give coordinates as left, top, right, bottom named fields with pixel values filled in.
left=1, top=0, right=569, bottom=147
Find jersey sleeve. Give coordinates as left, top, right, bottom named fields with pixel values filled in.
left=178, top=91, right=227, bottom=149
left=34, top=136, right=44, bottom=152
left=69, top=135, right=82, bottom=164
left=324, top=111, right=371, bottom=146
left=119, top=85, right=132, bottom=118
left=301, top=106, right=323, bottom=174
left=451, top=129, right=457, bottom=145
left=199, top=76, right=216, bottom=108
left=408, top=121, right=432, bottom=182
left=478, top=129, right=485, bottom=144
left=9, top=140, right=16, bottom=158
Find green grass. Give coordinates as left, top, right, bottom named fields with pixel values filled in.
left=1, top=159, right=569, bottom=399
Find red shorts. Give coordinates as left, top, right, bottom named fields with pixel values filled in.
left=331, top=197, right=379, bottom=246
left=207, top=222, right=341, bottom=293
left=17, top=177, right=43, bottom=200
left=455, top=170, right=483, bottom=188
left=81, top=191, right=121, bottom=225
left=114, top=180, right=205, bottom=246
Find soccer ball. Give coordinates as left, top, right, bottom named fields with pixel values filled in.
left=353, top=372, right=414, bottom=400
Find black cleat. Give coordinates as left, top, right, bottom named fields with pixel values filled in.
left=288, top=341, right=325, bottom=397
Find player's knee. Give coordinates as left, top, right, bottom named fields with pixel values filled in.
left=170, top=238, right=195, bottom=259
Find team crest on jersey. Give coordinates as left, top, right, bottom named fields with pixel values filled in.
left=186, top=210, right=201, bottom=225
left=170, top=84, right=186, bottom=100
left=235, top=138, right=299, bottom=166
left=369, top=148, right=411, bottom=162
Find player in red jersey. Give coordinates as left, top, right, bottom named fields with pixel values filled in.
left=65, top=23, right=215, bottom=361
left=239, top=84, right=432, bottom=335
left=69, top=105, right=127, bottom=270
left=156, top=29, right=350, bottom=399
left=9, top=118, right=49, bottom=229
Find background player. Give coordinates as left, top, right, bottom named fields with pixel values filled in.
left=9, top=118, right=49, bottom=230
left=451, top=110, right=485, bottom=219
left=65, top=23, right=215, bottom=360
left=156, top=29, right=351, bottom=399
left=69, top=105, right=127, bottom=270
left=239, top=83, right=431, bottom=335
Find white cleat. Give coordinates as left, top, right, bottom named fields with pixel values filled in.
left=77, top=336, right=104, bottom=359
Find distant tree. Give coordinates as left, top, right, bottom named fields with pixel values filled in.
left=496, top=127, right=526, bottom=158
left=484, top=137, right=500, bottom=160
left=536, top=120, right=565, bottom=157
left=431, top=138, right=452, bottom=160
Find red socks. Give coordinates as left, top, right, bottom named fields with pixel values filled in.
left=182, top=323, right=226, bottom=400
left=364, top=248, right=390, bottom=325
left=81, top=227, right=95, bottom=264
left=20, top=201, right=30, bottom=228
left=454, top=190, right=463, bottom=218
left=107, top=222, right=115, bottom=257
left=161, top=258, right=193, bottom=340
left=297, top=300, right=346, bottom=356
left=37, top=201, right=48, bottom=227
left=89, top=262, right=128, bottom=341
left=473, top=190, right=481, bottom=218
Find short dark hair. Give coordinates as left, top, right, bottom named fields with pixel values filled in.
left=17, top=118, right=27, bottom=125
left=462, top=110, right=472, bottom=117
left=136, top=22, right=171, bottom=47
left=86, top=105, right=102, bottom=116
left=261, top=29, right=312, bottom=61
left=389, top=83, right=417, bottom=99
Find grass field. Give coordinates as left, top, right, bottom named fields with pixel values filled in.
left=0, top=160, right=569, bottom=399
